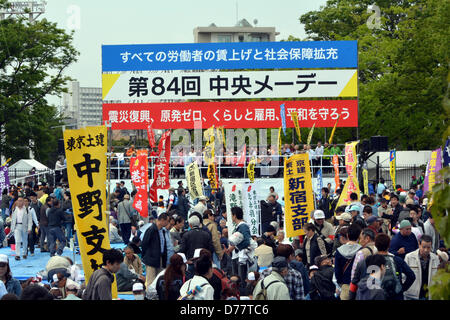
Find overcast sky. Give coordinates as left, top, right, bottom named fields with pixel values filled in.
left=42, top=0, right=327, bottom=105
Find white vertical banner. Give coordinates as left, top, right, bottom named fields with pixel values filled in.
left=242, top=183, right=261, bottom=236
left=224, top=182, right=243, bottom=234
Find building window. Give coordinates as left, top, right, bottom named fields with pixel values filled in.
left=217, top=34, right=232, bottom=42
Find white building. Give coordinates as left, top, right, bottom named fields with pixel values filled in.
left=62, top=81, right=102, bottom=129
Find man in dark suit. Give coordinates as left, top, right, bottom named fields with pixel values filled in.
left=141, top=213, right=169, bottom=287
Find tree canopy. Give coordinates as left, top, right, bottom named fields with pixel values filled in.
left=298, top=0, right=449, bottom=150
left=0, top=0, right=78, bottom=165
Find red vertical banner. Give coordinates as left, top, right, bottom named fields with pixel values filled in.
left=147, top=121, right=156, bottom=149
left=130, top=150, right=149, bottom=218
left=237, top=144, right=247, bottom=168
left=332, top=155, right=340, bottom=191
left=149, top=130, right=171, bottom=200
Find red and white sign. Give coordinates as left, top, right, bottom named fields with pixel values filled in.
left=149, top=130, right=171, bottom=201
left=130, top=150, right=148, bottom=218
left=103, top=100, right=357, bottom=130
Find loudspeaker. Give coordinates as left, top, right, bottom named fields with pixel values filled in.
left=361, top=140, right=370, bottom=153
left=370, top=136, right=388, bottom=151
left=58, top=139, right=65, bottom=155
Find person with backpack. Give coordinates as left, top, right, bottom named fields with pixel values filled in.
left=309, top=255, right=337, bottom=300
left=355, top=254, right=387, bottom=300
left=167, top=187, right=179, bottom=213
left=252, top=256, right=291, bottom=300
left=156, top=253, right=186, bottom=300
left=10, top=197, right=33, bottom=260
left=179, top=251, right=214, bottom=300
left=334, top=223, right=362, bottom=300
left=349, top=233, right=415, bottom=300
left=350, top=228, right=377, bottom=281
left=260, top=244, right=305, bottom=300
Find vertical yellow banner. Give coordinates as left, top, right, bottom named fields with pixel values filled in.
left=306, top=123, right=316, bottom=145
left=363, top=168, right=368, bottom=195
left=328, top=115, right=340, bottom=145
left=291, top=111, right=302, bottom=143
left=63, top=126, right=117, bottom=298
left=284, top=153, right=315, bottom=238
left=186, top=162, right=204, bottom=200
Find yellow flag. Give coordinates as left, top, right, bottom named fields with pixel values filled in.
left=204, top=125, right=215, bottom=142
left=291, top=111, right=301, bottom=143
left=207, top=162, right=218, bottom=193
left=306, top=123, right=316, bottom=145
left=63, top=126, right=118, bottom=298
left=284, top=153, right=315, bottom=238
left=247, top=157, right=256, bottom=183
left=185, top=162, right=204, bottom=200
left=344, top=141, right=359, bottom=175
left=328, top=115, right=340, bottom=145
left=336, top=174, right=361, bottom=208
left=363, top=168, right=369, bottom=195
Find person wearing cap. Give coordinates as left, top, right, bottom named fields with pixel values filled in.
left=117, top=193, right=134, bottom=245
left=132, top=282, right=146, bottom=300
left=366, top=216, right=381, bottom=235
left=252, top=256, right=291, bottom=300
left=344, top=192, right=363, bottom=217
left=404, top=234, right=439, bottom=300
left=312, top=209, right=334, bottom=254
left=333, top=212, right=352, bottom=253
left=260, top=244, right=306, bottom=300
left=348, top=204, right=366, bottom=229
left=192, top=195, right=208, bottom=215
left=301, top=223, right=327, bottom=268
left=261, top=224, right=277, bottom=255
left=0, top=254, right=22, bottom=296
left=436, top=249, right=449, bottom=270
left=10, top=196, right=33, bottom=260
left=243, top=271, right=260, bottom=298
left=389, top=220, right=419, bottom=260
left=309, top=255, right=336, bottom=300
left=407, top=189, right=419, bottom=205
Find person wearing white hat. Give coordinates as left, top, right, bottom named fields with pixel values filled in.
left=193, top=196, right=208, bottom=215
left=312, top=210, right=334, bottom=254
left=132, top=282, right=146, bottom=300
left=0, top=254, right=22, bottom=296
left=436, top=250, right=449, bottom=269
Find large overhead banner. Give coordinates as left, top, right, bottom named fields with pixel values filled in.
left=102, top=41, right=358, bottom=72
left=102, top=69, right=357, bottom=101
left=103, top=100, right=358, bottom=130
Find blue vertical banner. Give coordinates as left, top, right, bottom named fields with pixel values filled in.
left=316, top=169, right=323, bottom=201
left=444, top=138, right=450, bottom=167
left=280, top=103, right=287, bottom=136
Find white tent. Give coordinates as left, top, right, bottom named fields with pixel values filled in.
left=9, top=159, right=49, bottom=173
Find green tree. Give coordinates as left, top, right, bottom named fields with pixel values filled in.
left=0, top=0, right=78, bottom=166
left=298, top=0, right=449, bottom=150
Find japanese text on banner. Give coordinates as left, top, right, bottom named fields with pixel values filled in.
left=284, top=153, right=315, bottom=238
left=185, top=162, right=203, bottom=200
left=243, top=183, right=261, bottom=236
left=130, top=150, right=148, bottom=218
left=63, top=126, right=118, bottom=297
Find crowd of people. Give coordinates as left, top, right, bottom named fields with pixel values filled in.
left=109, top=141, right=344, bottom=180
left=0, top=169, right=447, bottom=301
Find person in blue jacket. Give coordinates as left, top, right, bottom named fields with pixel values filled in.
left=389, top=220, right=418, bottom=260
